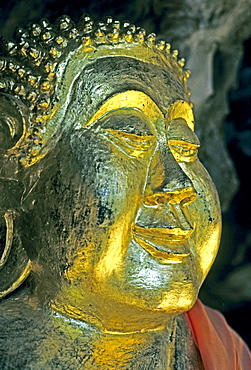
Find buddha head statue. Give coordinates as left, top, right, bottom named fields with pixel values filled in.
left=0, top=14, right=221, bottom=333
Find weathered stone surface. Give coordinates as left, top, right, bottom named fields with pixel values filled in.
left=0, top=0, right=251, bottom=346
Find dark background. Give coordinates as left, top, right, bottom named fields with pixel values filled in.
left=0, top=0, right=251, bottom=347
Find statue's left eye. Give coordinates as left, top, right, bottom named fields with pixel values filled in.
left=167, top=118, right=200, bottom=163
left=168, top=140, right=199, bottom=162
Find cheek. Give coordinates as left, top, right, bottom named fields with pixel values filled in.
left=71, top=133, right=150, bottom=227
left=89, top=143, right=150, bottom=225
left=66, top=134, right=150, bottom=279
left=180, top=161, right=222, bottom=281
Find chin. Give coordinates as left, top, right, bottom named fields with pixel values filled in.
left=151, top=283, right=199, bottom=315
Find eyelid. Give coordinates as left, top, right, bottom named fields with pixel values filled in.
left=167, top=117, right=200, bottom=162
left=167, top=118, right=200, bottom=144
left=168, top=139, right=200, bottom=163
left=168, top=139, right=200, bottom=148
left=103, top=128, right=155, bottom=151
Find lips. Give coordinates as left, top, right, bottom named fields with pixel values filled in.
left=133, top=225, right=193, bottom=263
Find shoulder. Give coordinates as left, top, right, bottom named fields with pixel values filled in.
left=0, top=292, right=48, bottom=369
left=185, top=299, right=251, bottom=370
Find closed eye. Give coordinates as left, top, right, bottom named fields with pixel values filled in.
left=169, top=140, right=199, bottom=162
left=90, top=108, right=157, bottom=158
left=167, top=118, right=200, bottom=162
left=103, top=128, right=154, bottom=150
left=102, top=128, right=155, bottom=157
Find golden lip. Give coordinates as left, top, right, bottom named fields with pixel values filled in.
left=133, top=225, right=193, bottom=263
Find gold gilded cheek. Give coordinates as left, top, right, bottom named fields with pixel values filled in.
left=180, top=161, right=221, bottom=279
left=63, top=182, right=147, bottom=285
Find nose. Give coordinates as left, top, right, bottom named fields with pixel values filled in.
left=143, top=146, right=197, bottom=206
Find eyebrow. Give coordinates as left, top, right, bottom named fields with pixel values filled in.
left=164, top=100, right=195, bottom=131
left=84, top=90, right=164, bottom=128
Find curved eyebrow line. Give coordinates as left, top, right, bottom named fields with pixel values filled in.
left=84, top=90, right=164, bottom=128
left=165, top=100, right=195, bottom=131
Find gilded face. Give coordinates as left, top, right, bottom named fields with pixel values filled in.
left=49, top=58, right=221, bottom=332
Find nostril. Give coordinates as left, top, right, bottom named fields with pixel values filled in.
left=144, top=193, right=170, bottom=206
left=143, top=194, right=161, bottom=206
left=156, top=195, right=168, bottom=204
left=180, top=194, right=197, bottom=207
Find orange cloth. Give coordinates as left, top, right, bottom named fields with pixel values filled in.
left=185, top=300, right=251, bottom=370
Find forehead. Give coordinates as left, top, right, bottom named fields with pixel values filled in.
left=70, top=56, right=189, bottom=126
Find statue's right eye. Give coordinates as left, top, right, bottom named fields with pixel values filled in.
left=102, top=128, right=154, bottom=153
left=94, top=109, right=156, bottom=158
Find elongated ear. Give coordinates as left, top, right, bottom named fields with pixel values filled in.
left=0, top=93, right=25, bottom=152
left=0, top=211, right=31, bottom=299
left=0, top=93, right=31, bottom=300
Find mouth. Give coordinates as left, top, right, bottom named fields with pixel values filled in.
left=133, top=225, right=193, bottom=264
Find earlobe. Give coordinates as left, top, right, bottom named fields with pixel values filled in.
left=0, top=211, right=15, bottom=269
left=0, top=210, right=31, bottom=300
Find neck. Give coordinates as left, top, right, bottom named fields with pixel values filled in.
left=48, top=310, right=204, bottom=369
left=0, top=290, right=204, bottom=369
left=51, top=311, right=178, bottom=369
